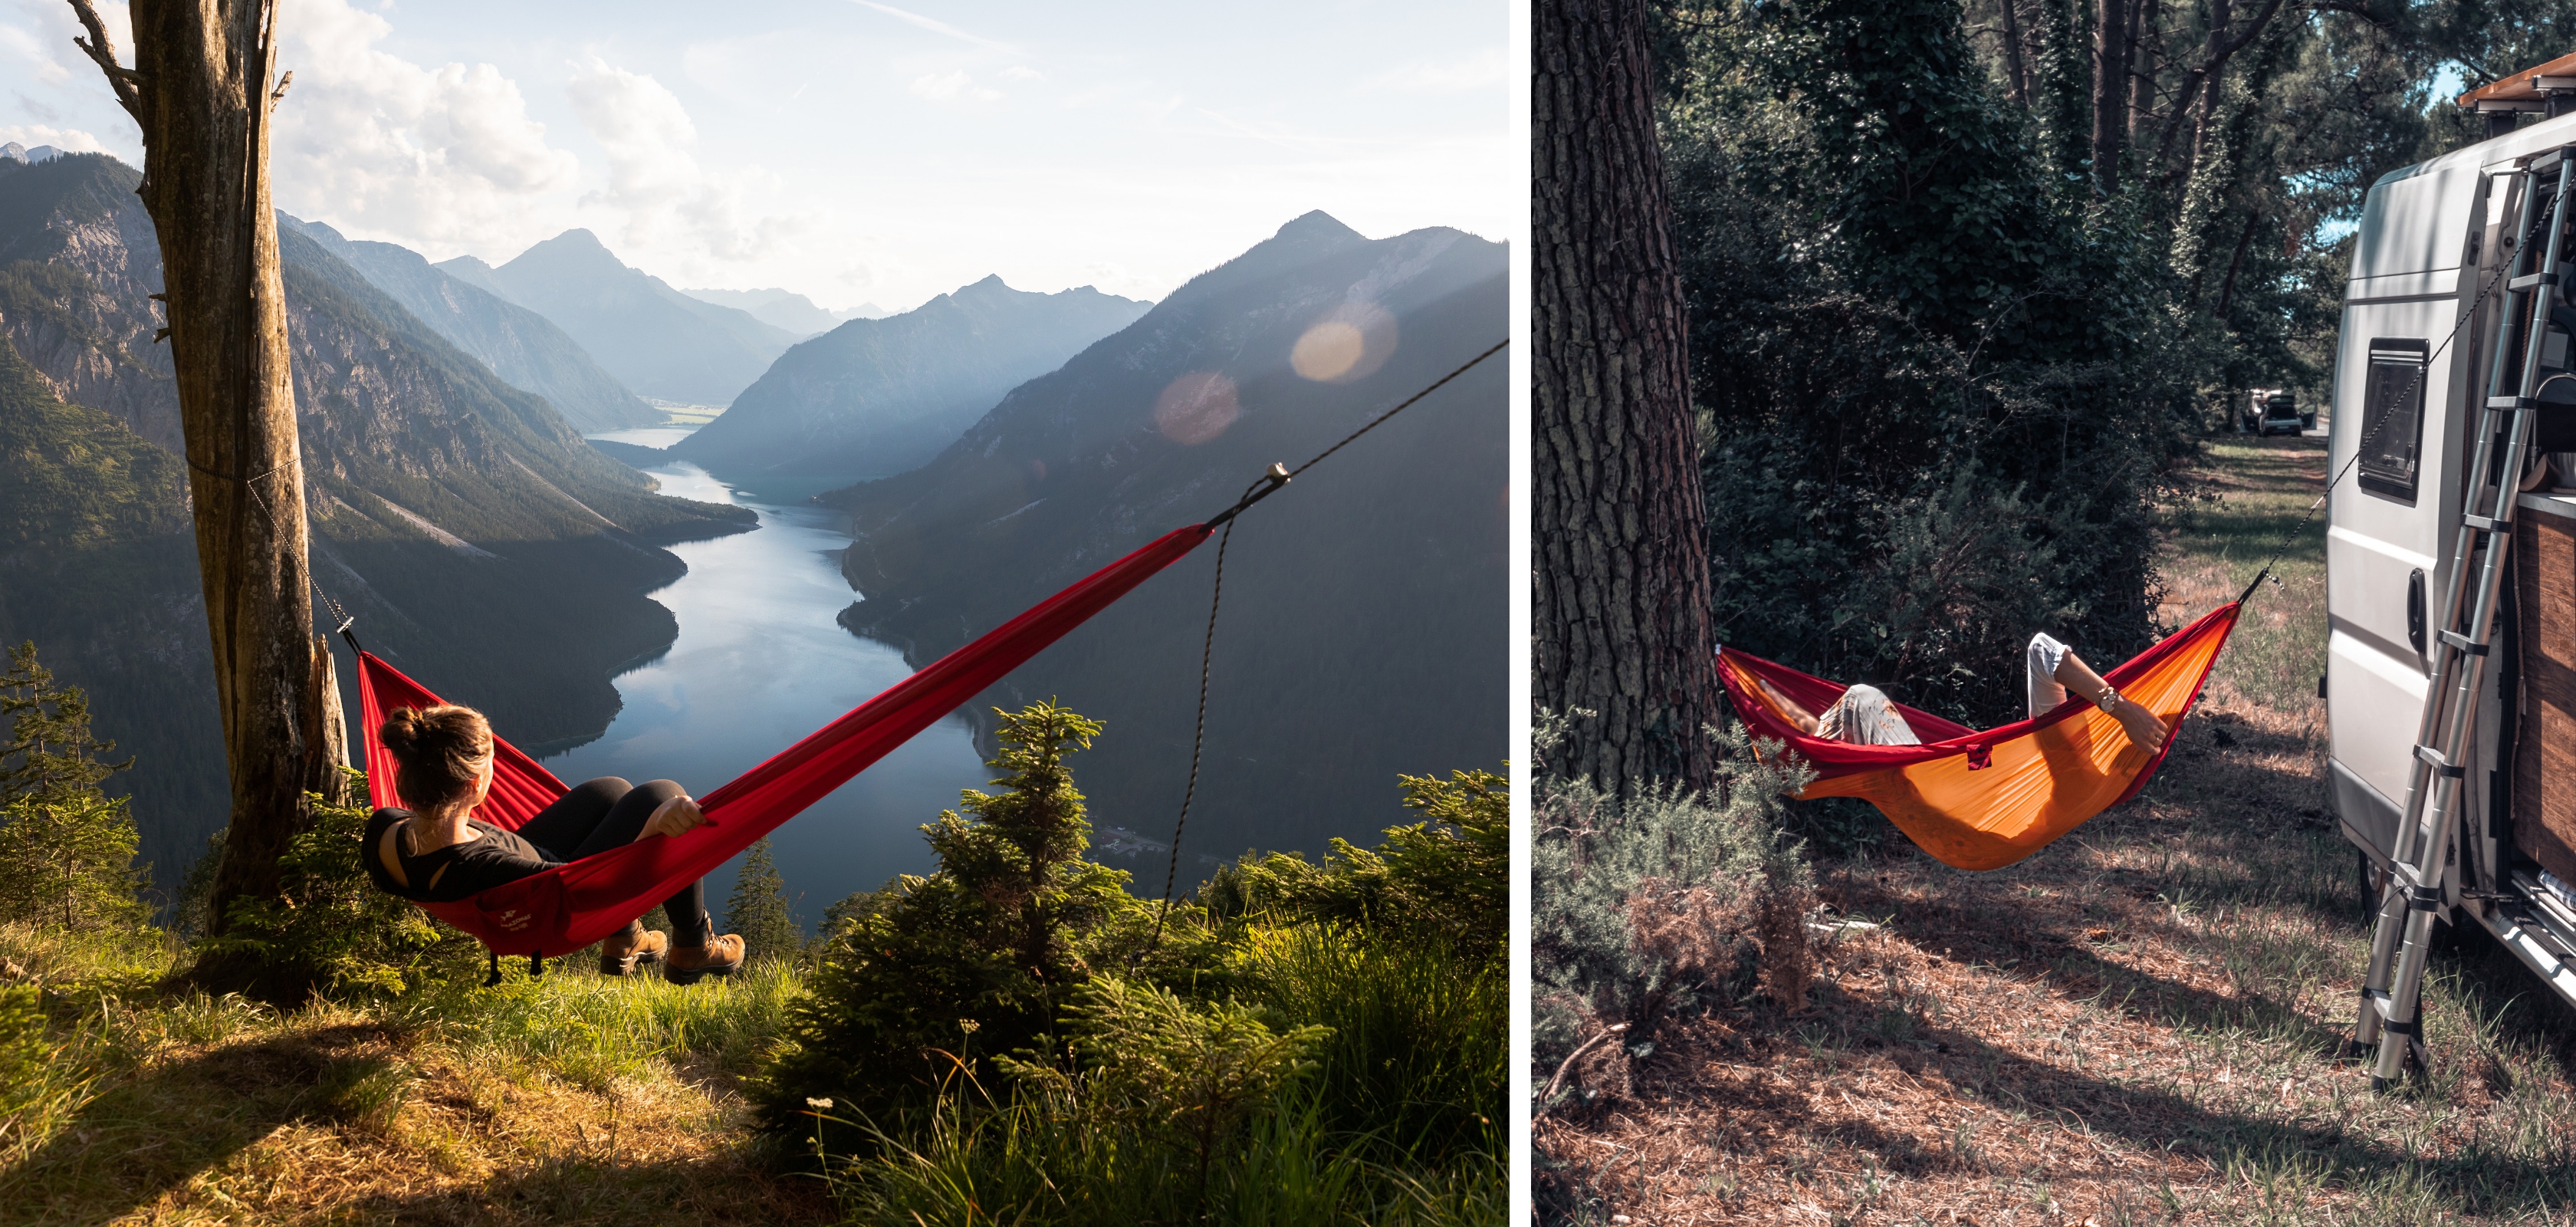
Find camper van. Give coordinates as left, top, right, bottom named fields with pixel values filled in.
left=2329, top=64, right=2576, bottom=1042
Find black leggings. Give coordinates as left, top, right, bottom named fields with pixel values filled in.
left=516, top=777, right=707, bottom=946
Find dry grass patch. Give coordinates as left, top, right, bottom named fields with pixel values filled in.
left=1538, top=430, right=2576, bottom=1225
left=0, top=927, right=825, bottom=1226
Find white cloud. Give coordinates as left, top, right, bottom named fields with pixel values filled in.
left=1357, top=46, right=1507, bottom=95
left=909, top=69, right=1000, bottom=104
left=267, top=0, right=578, bottom=254
left=1001, top=64, right=1043, bottom=82
left=565, top=58, right=807, bottom=262
left=0, top=22, right=71, bottom=84
left=0, top=123, right=108, bottom=152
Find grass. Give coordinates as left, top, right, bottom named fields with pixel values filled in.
left=0, top=923, right=824, bottom=1225
left=1536, top=425, right=2576, bottom=1224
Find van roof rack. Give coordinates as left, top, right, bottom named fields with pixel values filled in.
left=2459, top=51, right=2576, bottom=114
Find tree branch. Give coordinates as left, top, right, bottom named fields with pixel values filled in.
left=63, top=0, right=143, bottom=120
left=2149, top=0, right=2292, bottom=175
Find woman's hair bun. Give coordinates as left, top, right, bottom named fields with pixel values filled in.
left=379, top=704, right=493, bottom=811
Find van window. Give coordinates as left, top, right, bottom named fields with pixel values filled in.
left=2358, top=338, right=2429, bottom=503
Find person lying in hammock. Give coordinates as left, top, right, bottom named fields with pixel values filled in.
left=1753, top=633, right=2170, bottom=754
left=357, top=703, right=748, bottom=983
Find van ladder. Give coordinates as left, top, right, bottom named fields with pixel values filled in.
left=2354, top=148, right=2575, bottom=1090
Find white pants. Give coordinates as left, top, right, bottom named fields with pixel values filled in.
left=2027, top=632, right=2072, bottom=719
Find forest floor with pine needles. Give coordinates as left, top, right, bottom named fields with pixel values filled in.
left=1539, top=424, right=2576, bottom=1225
left=0, top=926, right=828, bottom=1226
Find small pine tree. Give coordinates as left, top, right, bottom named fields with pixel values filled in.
left=754, top=700, right=1150, bottom=1141
left=0, top=641, right=130, bottom=808
left=0, top=642, right=146, bottom=931
left=724, top=837, right=801, bottom=963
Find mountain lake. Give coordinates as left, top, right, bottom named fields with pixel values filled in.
left=541, top=426, right=991, bottom=935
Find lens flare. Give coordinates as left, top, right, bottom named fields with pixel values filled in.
left=1290, top=302, right=1398, bottom=383
left=1154, top=372, right=1240, bottom=446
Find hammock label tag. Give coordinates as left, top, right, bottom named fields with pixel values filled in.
left=1965, top=743, right=1994, bottom=771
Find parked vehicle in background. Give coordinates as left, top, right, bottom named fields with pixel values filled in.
left=2260, top=390, right=2304, bottom=436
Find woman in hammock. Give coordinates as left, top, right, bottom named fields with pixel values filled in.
left=358, top=703, right=748, bottom=982
left=1753, top=633, right=2170, bottom=753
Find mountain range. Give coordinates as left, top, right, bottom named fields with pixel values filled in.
left=682, top=287, right=886, bottom=337
left=666, top=276, right=1151, bottom=482
left=277, top=215, right=659, bottom=433
left=438, top=231, right=795, bottom=406
left=825, top=211, right=1508, bottom=868
left=0, top=153, right=751, bottom=881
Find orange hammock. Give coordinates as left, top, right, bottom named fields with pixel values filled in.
left=1715, top=604, right=2241, bottom=870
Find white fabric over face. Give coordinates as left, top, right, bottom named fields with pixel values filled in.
left=2027, top=632, right=2071, bottom=719
left=1817, top=684, right=1921, bottom=745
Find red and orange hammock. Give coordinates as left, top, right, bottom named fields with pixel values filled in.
left=1715, top=604, right=2242, bottom=871
left=355, top=524, right=1212, bottom=961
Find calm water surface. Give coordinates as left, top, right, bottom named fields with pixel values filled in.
left=545, top=429, right=989, bottom=932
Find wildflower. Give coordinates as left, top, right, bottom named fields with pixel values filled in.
left=806, top=1097, right=833, bottom=1110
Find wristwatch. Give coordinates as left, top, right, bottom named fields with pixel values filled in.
left=2094, top=686, right=2124, bottom=713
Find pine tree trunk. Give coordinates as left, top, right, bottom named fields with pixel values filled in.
left=1998, top=0, right=2032, bottom=107
left=66, top=0, right=343, bottom=983
left=2091, top=0, right=2130, bottom=192
left=1533, top=0, right=1717, bottom=796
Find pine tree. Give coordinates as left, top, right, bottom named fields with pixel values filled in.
left=724, top=837, right=802, bottom=963
left=0, top=643, right=146, bottom=930
left=0, top=641, right=130, bottom=808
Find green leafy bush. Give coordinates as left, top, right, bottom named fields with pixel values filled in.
left=1533, top=719, right=1815, bottom=1111
left=196, top=771, right=481, bottom=1001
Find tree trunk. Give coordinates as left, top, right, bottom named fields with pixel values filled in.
left=1533, top=0, right=1718, bottom=797
left=2128, top=0, right=2158, bottom=142
left=2193, top=0, right=2229, bottom=165
left=1998, top=0, right=2032, bottom=106
left=2091, top=0, right=2130, bottom=192
left=66, top=0, right=343, bottom=982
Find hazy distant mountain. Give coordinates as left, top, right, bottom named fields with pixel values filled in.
left=278, top=215, right=659, bottom=433
left=669, top=276, right=1151, bottom=481
left=0, top=153, right=752, bottom=880
left=680, top=286, right=884, bottom=337
left=824, top=211, right=1506, bottom=869
left=0, top=143, right=64, bottom=164
left=438, top=230, right=797, bottom=406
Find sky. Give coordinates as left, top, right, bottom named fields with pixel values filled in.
left=1, top=0, right=1510, bottom=312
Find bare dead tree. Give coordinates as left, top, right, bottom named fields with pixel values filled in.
left=64, top=0, right=345, bottom=990
left=1535, top=0, right=1720, bottom=797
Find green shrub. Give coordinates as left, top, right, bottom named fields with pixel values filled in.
left=196, top=771, right=481, bottom=1001
left=1000, top=973, right=1329, bottom=1214
left=754, top=701, right=1164, bottom=1142
left=1532, top=719, right=1814, bottom=1111
left=1203, top=768, right=1506, bottom=962
left=0, top=794, right=148, bottom=932
left=0, top=983, right=46, bottom=1131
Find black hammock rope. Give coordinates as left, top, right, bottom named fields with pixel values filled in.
left=1135, top=337, right=1510, bottom=965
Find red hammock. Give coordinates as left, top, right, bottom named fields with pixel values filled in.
left=1715, top=604, right=2241, bottom=871
left=355, top=523, right=1213, bottom=957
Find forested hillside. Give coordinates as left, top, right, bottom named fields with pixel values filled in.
left=826, top=212, right=1506, bottom=869
left=278, top=215, right=659, bottom=433
left=0, top=153, right=752, bottom=885
left=669, top=275, right=1150, bottom=482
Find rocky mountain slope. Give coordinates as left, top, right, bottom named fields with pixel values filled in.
left=441, top=231, right=796, bottom=406
left=825, top=212, right=1507, bottom=867
left=0, top=153, right=753, bottom=881
left=668, top=276, right=1150, bottom=482
left=278, top=215, right=659, bottom=433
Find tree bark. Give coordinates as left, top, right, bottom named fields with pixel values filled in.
left=1999, top=0, right=2032, bottom=106
left=2091, top=0, right=2131, bottom=192
left=2128, top=0, right=2157, bottom=141
left=66, top=0, right=342, bottom=980
left=1534, top=0, right=1718, bottom=796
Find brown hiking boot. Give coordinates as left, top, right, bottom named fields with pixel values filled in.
left=600, top=923, right=668, bottom=976
left=665, top=933, right=745, bottom=985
